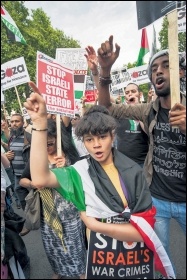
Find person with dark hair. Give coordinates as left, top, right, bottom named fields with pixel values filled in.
left=23, top=81, right=175, bottom=279
left=4, top=113, right=32, bottom=236
left=19, top=118, right=86, bottom=279
left=84, top=47, right=149, bottom=167
left=96, top=35, right=186, bottom=276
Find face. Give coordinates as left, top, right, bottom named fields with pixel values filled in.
left=179, top=68, right=185, bottom=78
left=151, top=55, right=170, bottom=97
left=47, top=137, right=56, bottom=155
left=71, top=116, right=80, bottom=127
left=124, top=84, right=141, bottom=105
left=83, top=132, right=114, bottom=165
left=10, top=115, right=24, bottom=130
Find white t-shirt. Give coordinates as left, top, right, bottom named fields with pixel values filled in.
left=72, top=128, right=89, bottom=157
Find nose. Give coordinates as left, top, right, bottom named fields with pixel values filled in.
left=93, top=138, right=101, bottom=148
left=156, top=64, right=164, bottom=76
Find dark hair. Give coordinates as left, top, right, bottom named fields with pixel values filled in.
left=125, top=83, right=141, bottom=93
left=11, top=113, right=24, bottom=122
left=47, top=119, right=79, bottom=164
left=75, top=105, right=117, bottom=140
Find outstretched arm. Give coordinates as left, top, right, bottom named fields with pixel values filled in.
left=85, top=46, right=99, bottom=89
left=80, top=212, right=143, bottom=242
left=24, top=82, right=59, bottom=189
left=97, top=35, right=120, bottom=109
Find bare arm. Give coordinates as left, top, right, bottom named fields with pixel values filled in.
left=61, top=116, right=71, bottom=127
left=19, top=178, right=36, bottom=189
left=24, top=82, right=59, bottom=189
left=1, top=152, right=10, bottom=168
left=97, top=35, right=120, bottom=109
left=85, top=46, right=99, bottom=89
left=80, top=212, right=143, bottom=242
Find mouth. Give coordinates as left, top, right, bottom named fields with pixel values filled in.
left=156, top=77, right=165, bottom=89
left=94, top=151, right=103, bottom=159
left=127, top=97, right=135, bottom=104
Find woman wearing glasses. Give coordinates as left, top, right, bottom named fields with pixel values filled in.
left=19, top=119, right=87, bottom=279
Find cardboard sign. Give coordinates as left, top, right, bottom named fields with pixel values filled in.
left=1, top=57, right=30, bottom=91
left=86, top=231, right=154, bottom=279
left=55, top=48, right=87, bottom=100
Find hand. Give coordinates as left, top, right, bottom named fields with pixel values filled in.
left=5, top=150, right=14, bottom=161
left=81, top=95, right=87, bottom=105
left=54, top=155, right=66, bottom=168
left=23, top=81, right=47, bottom=123
left=97, top=35, right=120, bottom=72
left=80, top=211, right=98, bottom=230
left=115, top=95, right=122, bottom=104
left=147, top=89, right=156, bottom=102
left=1, top=120, right=8, bottom=131
left=85, top=46, right=98, bottom=73
left=169, top=103, right=186, bottom=135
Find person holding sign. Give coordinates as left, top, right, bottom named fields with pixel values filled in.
left=19, top=118, right=86, bottom=279
left=85, top=46, right=149, bottom=168
left=24, top=83, right=175, bottom=279
left=97, top=35, right=186, bottom=276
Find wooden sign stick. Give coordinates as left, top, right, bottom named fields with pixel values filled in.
left=167, top=9, right=180, bottom=108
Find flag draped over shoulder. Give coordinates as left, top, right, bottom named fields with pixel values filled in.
left=53, top=152, right=176, bottom=279
left=136, top=28, right=149, bottom=66
left=1, top=5, right=26, bottom=44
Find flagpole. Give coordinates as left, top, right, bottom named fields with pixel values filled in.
left=167, top=10, right=180, bottom=107
left=56, top=114, right=62, bottom=157
left=14, top=86, right=23, bottom=113
left=2, top=104, right=8, bottom=126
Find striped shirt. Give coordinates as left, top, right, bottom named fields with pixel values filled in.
left=9, top=134, right=25, bottom=176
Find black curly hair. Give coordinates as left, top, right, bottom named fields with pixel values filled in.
left=75, top=105, right=117, bottom=140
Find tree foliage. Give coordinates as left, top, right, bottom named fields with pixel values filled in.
left=1, top=1, right=81, bottom=115
left=158, top=16, right=186, bottom=51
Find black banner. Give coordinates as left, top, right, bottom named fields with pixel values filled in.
left=86, top=231, right=154, bottom=279
left=136, top=1, right=186, bottom=29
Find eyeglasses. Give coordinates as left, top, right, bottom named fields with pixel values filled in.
left=47, top=142, right=55, bottom=147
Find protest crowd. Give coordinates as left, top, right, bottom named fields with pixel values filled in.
left=1, top=3, right=186, bottom=280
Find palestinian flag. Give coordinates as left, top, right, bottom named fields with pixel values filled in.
left=74, top=74, right=86, bottom=99
left=52, top=151, right=176, bottom=279
left=136, top=28, right=149, bottom=66
left=1, top=5, right=26, bottom=44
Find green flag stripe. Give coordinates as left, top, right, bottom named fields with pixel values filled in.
left=1, top=18, right=26, bottom=44
left=75, top=90, right=83, bottom=99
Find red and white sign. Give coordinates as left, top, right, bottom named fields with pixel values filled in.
left=37, top=51, right=74, bottom=117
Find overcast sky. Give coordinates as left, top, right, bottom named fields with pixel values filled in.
left=24, top=1, right=163, bottom=70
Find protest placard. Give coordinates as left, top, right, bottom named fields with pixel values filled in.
left=37, top=51, right=74, bottom=118
left=55, top=48, right=88, bottom=100
left=1, top=57, right=30, bottom=91
left=86, top=230, right=154, bottom=279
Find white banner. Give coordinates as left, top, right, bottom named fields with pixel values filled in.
left=1, top=89, right=5, bottom=105
left=178, top=6, right=186, bottom=33
left=1, top=57, right=30, bottom=91
left=22, top=107, right=30, bottom=120
left=111, top=64, right=150, bottom=91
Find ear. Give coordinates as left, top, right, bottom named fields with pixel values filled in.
left=111, top=131, right=115, bottom=142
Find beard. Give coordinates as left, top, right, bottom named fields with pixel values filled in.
left=10, top=126, right=24, bottom=137
left=155, top=85, right=170, bottom=98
